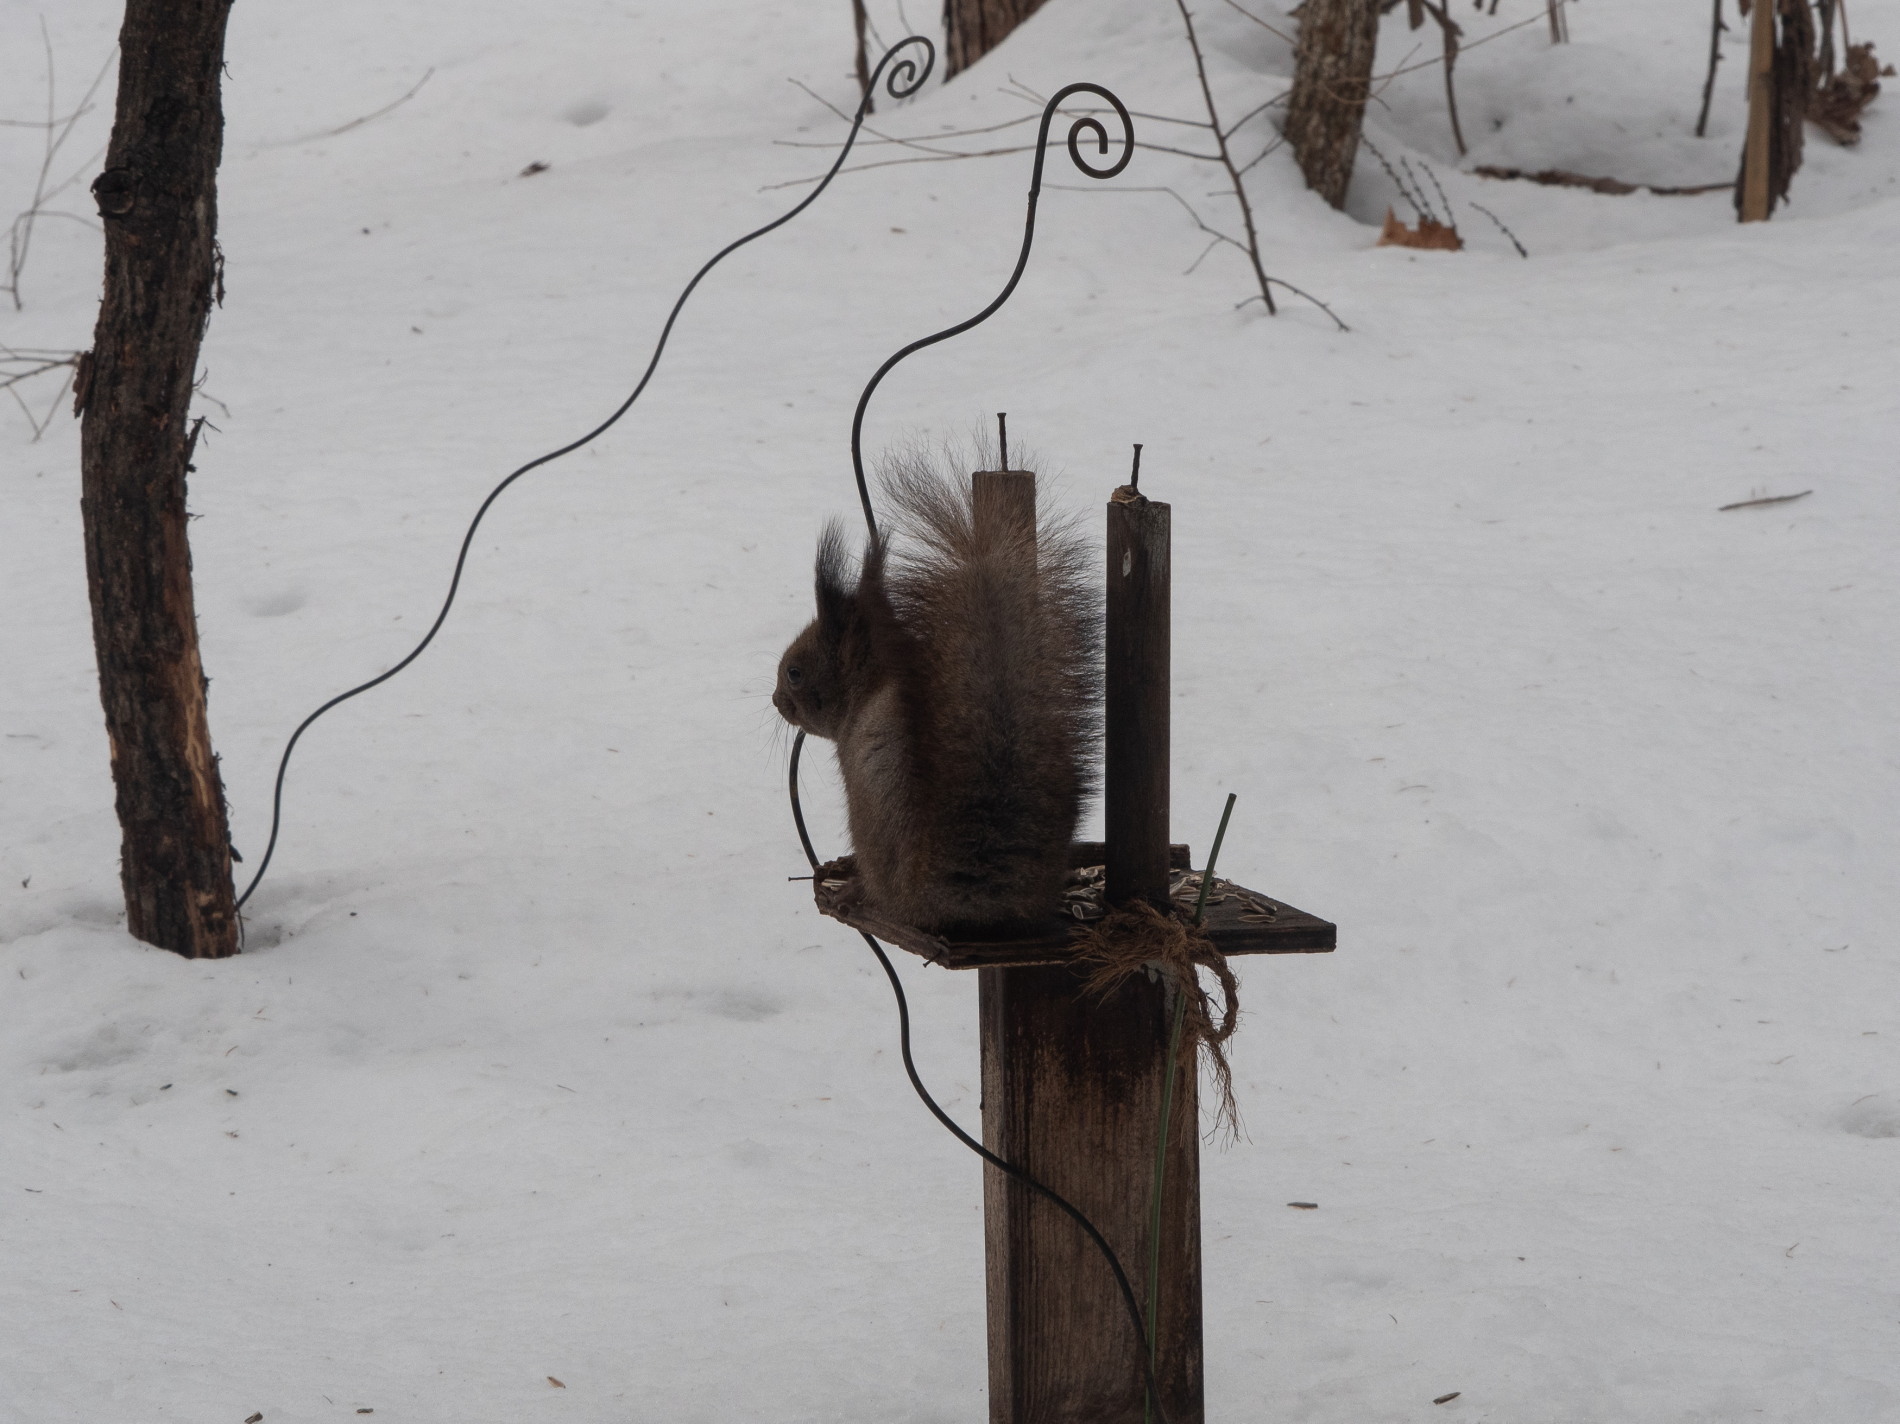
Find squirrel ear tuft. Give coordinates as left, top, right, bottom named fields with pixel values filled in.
left=815, top=520, right=853, bottom=628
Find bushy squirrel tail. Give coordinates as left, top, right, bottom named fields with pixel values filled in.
left=874, top=448, right=1101, bottom=929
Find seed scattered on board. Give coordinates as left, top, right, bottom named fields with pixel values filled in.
left=1287, top=1201, right=1318, bottom=1209
left=245, top=1414, right=262, bottom=1423
left=1434, top=1392, right=1461, bottom=1405
left=548, top=1377, right=566, bottom=1388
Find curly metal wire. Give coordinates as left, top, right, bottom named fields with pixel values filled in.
left=232, top=36, right=936, bottom=916
left=849, top=82, right=1133, bottom=535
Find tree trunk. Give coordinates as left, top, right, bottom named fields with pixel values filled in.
left=1737, top=0, right=1816, bottom=222
left=1283, top=0, right=1382, bottom=210
left=852, top=0, right=874, bottom=113
left=77, top=0, right=239, bottom=958
left=944, top=0, right=1051, bottom=79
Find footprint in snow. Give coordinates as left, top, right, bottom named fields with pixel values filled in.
left=1842, top=1094, right=1900, bottom=1139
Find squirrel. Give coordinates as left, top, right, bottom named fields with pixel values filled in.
left=774, top=449, right=1100, bottom=934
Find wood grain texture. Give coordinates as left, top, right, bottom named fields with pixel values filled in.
left=78, top=0, right=239, bottom=957
left=972, top=467, right=1037, bottom=547
left=981, top=963, right=1204, bottom=1424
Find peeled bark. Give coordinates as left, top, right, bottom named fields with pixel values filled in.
left=1283, top=0, right=1382, bottom=210
left=77, top=0, right=239, bottom=957
left=944, top=0, right=1051, bottom=78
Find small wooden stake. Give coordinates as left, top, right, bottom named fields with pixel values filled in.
left=978, top=460, right=1202, bottom=1424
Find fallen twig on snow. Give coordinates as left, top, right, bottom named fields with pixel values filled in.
left=278, top=68, right=434, bottom=145
left=1472, top=165, right=1735, bottom=196
left=1719, top=489, right=1811, bottom=510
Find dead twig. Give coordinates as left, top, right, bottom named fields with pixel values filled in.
left=1467, top=201, right=1528, bottom=256
left=1719, top=489, right=1811, bottom=510
left=278, top=68, right=434, bottom=145
left=6, top=27, right=114, bottom=311
left=1696, top=0, right=1729, bottom=137
left=1215, top=0, right=1298, bottom=45
left=1173, top=0, right=1278, bottom=315
left=0, top=344, right=82, bottom=440
left=1412, top=0, right=1468, bottom=157
left=1372, top=1, right=1573, bottom=86
left=1472, top=164, right=1734, bottom=195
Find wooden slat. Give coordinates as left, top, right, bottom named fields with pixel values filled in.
left=809, top=856, right=1335, bottom=970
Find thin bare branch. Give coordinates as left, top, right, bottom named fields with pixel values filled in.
left=285, top=68, right=434, bottom=144
left=1173, top=0, right=1278, bottom=313
left=1235, top=133, right=1287, bottom=178
left=1372, top=1, right=1569, bottom=84
left=1183, top=235, right=1226, bottom=275
left=1046, top=181, right=1249, bottom=251
left=7, top=29, right=114, bottom=309
left=1414, top=0, right=1468, bottom=156
left=0, top=344, right=81, bottom=440
left=775, top=111, right=1041, bottom=148
left=1216, top=0, right=1298, bottom=44
left=1240, top=277, right=1349, bottom=331
left=1467, top=201, right=1528, bottom=256
left=1219, top=90, right=1291, bottom=141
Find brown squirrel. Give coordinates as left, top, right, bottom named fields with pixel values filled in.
left=774, top=450, right=1100, bottom=933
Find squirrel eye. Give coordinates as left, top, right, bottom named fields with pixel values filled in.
left=786, top=666, right=804, bottom=688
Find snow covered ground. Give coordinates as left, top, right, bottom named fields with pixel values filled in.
left=3, top=0, right=1898, bottom=1419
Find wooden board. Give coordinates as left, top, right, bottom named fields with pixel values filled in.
left=809, top=847, right=1336, bottom=971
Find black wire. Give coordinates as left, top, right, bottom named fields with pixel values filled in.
left=233, top=36, right=937, bottom=916
left=787, top=731, right=1173, bottom=1424
left=847, top=82, right=1133, bottom=537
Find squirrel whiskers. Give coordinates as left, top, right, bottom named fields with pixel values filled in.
left=775, top=450, right=1101, bottom=933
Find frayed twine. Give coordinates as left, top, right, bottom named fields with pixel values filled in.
left=1074, top=898, right=1243, bottom=1143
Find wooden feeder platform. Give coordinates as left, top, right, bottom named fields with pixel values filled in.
left=812, top=841, right=1334, bottom=970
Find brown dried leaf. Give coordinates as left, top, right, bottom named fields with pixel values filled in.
left=1376, top=207, right=1463, bottom=251
left=1810, top=42, right=1888, bottom=146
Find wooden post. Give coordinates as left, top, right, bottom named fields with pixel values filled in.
left=1739, top=0, right=1778, bottom=221
left=1105, top=485, right=1171, bottom=911
left=978, top=462, right=1202, bottom=1424
left=77, top=0, right=240, bottom=957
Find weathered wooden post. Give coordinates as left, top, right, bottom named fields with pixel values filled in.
left=812, top=444, right=1334, bottom=1420
left=977, top=457, right=1201, bottom=1424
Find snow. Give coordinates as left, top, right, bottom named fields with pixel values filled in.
left=3, top=0, right=1898, bottom=1418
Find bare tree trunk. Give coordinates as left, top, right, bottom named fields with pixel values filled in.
left=1737, top=0, right=1816, bottom=221
left=852, top=0, right=874, bottom=113
left=944, top=0, right=1051, bottom=79
left=76, top=0, right=239, bottom=958
left=1284, top=0, right=1382, bottom=210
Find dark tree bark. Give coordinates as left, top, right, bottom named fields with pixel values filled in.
left=1283, top=0, right=1383, bottom=210
left=944, top=0, right=1051, bottom=79
left=77, top=0, right=239, bottom=958
left=852, top=0, right=874, bottom=113
left=1737, top=0, right=1816, bottom=221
